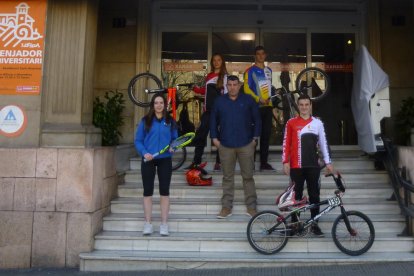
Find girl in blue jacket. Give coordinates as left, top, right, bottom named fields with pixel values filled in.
left=135, top=93, right=178, bottom=236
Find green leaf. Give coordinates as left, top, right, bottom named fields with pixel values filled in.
left=93, top=90, right=125, bottom=146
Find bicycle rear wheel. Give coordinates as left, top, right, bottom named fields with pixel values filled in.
left=295, top=67, right=330, bottom=102
left=172, top=147, right=186, bottom=171
left=246, top=211, right=288, bottom=255
left=332, top=210, right=375, bottom=256
left=128, top=73, right=163, bottom=107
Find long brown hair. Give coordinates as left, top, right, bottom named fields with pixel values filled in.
left=210, top=53, right=228, bottom=90
left=143, top=93, right=173, bottom=132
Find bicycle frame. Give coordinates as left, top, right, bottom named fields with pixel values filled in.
left=167, top=87, right=177, bottom=120
left=270, top=190, right=349, bottom=235
left=142, top=84, right=192, bottom=121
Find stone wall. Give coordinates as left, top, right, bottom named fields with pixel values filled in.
left=0, top=147, right=118, bottom=268
left=397, top=146, right=414, bottom=234
left=398, top=146, right=414, bottom=185
left=379, top=0, right=414, bottom=143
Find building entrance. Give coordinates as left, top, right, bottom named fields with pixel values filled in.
left=160, top=29, right=356, bottom=145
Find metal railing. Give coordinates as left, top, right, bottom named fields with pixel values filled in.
left=382, top=138, right=414, bottom=236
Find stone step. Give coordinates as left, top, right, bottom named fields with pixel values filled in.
left=93, top=231, right=413, bottom=253
left=130, top=158, right=376, bottom=171
left=118, top=177, right=391, bottom=190
left=124, top=171, right=389, bottom=184
left=102, top=213, right=405, bottom=233
left=79, top=251, right=414, bottom=271
left=109, top=197, right=401, bottom=215
left=117, top=185, right=394, bottom=200
left=80, top=147, right=410, bottom=272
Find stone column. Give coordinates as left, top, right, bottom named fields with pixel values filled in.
left=134, top=0, right=152, bottom=128
left=41, top=0, right=101, bottom=147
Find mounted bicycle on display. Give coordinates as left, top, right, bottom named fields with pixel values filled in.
left=128, top=72, right=201, bottom=170
left=246, top=173, right=375, bottom=256
left=270, top=67, right=331, bottom=125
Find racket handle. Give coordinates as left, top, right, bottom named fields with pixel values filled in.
left=144, top=153, right=159, bottom=162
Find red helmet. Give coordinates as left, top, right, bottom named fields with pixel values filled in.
left=185, top=167, right=212, bottom=186
left=275, top=182, right=307, bottom=211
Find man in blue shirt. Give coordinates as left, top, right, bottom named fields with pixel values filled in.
left=210, top=75, right=261, bottom=218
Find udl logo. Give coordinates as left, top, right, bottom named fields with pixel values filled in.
left=0, top=105, right=27, bottom=137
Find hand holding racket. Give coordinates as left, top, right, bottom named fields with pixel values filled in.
left=144, top=132, right=195, bottom=162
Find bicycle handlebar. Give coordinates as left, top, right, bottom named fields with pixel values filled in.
left=325, top=172, right=346, bottom=193
left=177, top=83, right=194, bottom=88
left=144, top=88, right=166, bottom=94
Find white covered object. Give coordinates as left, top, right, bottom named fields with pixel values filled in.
left=351, top=45, right=390, bottom=153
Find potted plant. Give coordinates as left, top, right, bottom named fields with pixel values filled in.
left=93, top=90, right=125, bottom=146
left=395, top=96, right=414, bottom=146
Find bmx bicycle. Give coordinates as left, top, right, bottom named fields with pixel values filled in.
left=270, top=67, right=331, bottom=124
left=246, top=173, right=375, bottom=256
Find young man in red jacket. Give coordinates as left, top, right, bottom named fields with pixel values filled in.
left=282, top=94, right=334, bottom=237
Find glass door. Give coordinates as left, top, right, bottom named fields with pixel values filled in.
left=212, top=31, right=257, bottom=79
left=311, top=33, right=356, bottom=145
left=161, top=32, right=208, bottom=128
left=263, top=32, right=307, bottom=145
left=160, top=29, right=357, bottom=146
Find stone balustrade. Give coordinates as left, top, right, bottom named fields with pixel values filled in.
left=0, top=147, right=118, bottom=268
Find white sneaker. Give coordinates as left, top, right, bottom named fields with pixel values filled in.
left=143, top=222, right=153, bottom=235
left=159, top=223, right=169, bottom=236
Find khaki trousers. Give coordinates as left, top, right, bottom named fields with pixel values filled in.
left=218, top=141, right=257, bottom=209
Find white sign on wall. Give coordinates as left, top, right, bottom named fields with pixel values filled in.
left=0, top=104, right=27, bottom=137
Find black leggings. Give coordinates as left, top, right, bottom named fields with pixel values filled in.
left=290, top=167, right=321, bottom=219
left=141, top=157, right=172, bottom=196
left=192, top=111, right=220, bottom=164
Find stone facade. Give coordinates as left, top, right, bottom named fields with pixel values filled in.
left=0, top=147, right=118, bottom=268
left=397, top=146, right=414, bottom=235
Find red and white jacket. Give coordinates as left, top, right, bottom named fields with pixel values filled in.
left=282, top=116, right=331, bottom=169
left=193, top=72, right=227, bottom=112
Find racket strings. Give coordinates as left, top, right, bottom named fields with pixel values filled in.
left=171, top=136, right=192, bottom=148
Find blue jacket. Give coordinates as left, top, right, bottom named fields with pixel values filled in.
left=210, top=92, right=261, bottom=148
left=134, top=117, right=178, bottom=159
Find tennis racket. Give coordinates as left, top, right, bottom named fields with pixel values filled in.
left=144, top=132, right=195, bottom=162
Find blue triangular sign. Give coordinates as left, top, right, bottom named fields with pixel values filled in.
left=5, top=110, right=16, bottom=121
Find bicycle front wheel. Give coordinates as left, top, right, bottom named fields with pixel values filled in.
left=128, top=73, right=163, bottom=107
left=172, top=147, right=186, bottom=171
left=332, top=210, right=375, bottom=256
left=295, top=67, right=331, bottom=102
left=247, top=211, right=288, bottom=255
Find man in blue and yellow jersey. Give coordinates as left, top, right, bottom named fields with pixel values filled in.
left=244, top=46, right=275, bottom=171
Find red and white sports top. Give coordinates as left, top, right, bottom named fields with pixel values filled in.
left=282, top=116, right=331, bottom=169
left=193, top=72, right=227, bottom=112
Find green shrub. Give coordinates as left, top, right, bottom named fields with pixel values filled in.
left=395, top=96, right=414, bottom=145
left=93, top=90, right=125, bottom=146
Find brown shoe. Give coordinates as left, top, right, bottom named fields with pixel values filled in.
left=246, top=208, right=258, bottom=217
left=217, top=207, right=232, bottom=219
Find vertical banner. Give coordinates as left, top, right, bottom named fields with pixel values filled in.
left=0, top=0, right=47, bottom=95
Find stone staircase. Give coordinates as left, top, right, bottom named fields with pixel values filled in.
left=80, top=148, right=414, bottom=271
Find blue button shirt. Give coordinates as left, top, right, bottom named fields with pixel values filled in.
left=210, top=92, right=261, bottom=148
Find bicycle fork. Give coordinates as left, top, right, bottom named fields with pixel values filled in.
left=340, top=206, right=357, bottom=236
left=167, top=88, right=177, bottom=120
